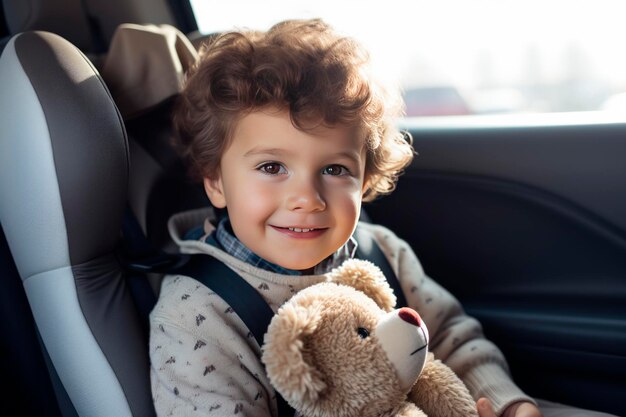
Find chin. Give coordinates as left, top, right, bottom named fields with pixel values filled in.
left=281, top=261, right=319, bottom=271
left=270, top=256, right=324, bottom=272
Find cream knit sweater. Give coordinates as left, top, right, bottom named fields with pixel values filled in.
left=150, top=208, right=534, bottom=416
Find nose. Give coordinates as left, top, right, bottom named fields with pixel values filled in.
left=286, top=176, right=326, bottom=212
left=398, top=307, right=421, bottom=327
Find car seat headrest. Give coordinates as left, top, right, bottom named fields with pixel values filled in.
left=0, top=30, right=128, bottom=278
left=2, top=0, right=95, bottom=52
left=101, top=23, right=198, bottom=120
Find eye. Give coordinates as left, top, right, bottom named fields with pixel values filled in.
left=357, top=327, right=370, bottom=339
left=322, top=164, right=349, bottom=176
left=258, top=162, right=286, bottom=175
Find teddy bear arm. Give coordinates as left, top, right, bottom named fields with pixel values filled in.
left=407, top=357, right=478, bottom=417
left=391, top=401, right=428, bottom=417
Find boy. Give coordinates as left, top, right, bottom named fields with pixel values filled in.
left=149, top=19, right=609, bottom=417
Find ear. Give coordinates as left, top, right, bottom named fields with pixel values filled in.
left=361, top=175, right=370, bottom=197
left=203, top=177, right=226, bottom=208
left=326, top=259, right=396, bottom=312
left=261, top=303, right=327, bottom=404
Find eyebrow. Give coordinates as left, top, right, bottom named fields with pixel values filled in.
left=333, top=150, right=362, bottom=165
left=243, top=147, right=291, bottom=158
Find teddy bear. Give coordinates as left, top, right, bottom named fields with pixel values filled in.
left=261, top=259, right=478, bottom=417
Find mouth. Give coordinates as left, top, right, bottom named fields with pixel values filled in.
left=410, top=326, right=429, bottom=356
left=270, top=225, right=328, bottom=238
left=288, top=227, right=318, bottom=233
left=410, top=343, right=428, bottom=356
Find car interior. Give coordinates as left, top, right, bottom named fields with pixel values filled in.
left=0, top=1, right=624, bottom=417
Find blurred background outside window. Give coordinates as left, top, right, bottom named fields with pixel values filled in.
left=190, top=0, right=626, bottom=117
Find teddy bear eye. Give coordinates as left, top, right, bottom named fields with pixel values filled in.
left=357, top=327, right=370, bottom=339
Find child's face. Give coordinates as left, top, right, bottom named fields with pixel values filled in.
left=204, top=108, right=368, bottom=271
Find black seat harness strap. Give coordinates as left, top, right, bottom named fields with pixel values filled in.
left=353, top=227, right=407, bottom=308
left=168, top=254, right=294, bottom=416
left=170, top=254, right=274, bottom=347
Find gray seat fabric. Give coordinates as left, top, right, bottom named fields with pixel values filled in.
left=2, top=0, right=180, bottom=56
left=2, top=0, right=95, bottom=52
left=0, top=31, right=155, bottom=417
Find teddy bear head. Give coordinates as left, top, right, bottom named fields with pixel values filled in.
left=261, top=259, right=429, bottom=417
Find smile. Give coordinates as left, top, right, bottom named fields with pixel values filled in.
left=287, top=227, right=317, bottom=233
left=271, top=225, right=327, bottom=238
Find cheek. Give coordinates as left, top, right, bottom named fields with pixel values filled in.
left=226, top=180, right=277, bottom=219
left=327, top=182, right=362, bottom=217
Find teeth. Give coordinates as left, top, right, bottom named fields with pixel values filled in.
left=288, top=227, right=314, bottom=233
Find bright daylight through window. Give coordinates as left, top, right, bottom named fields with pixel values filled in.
left=190, top=0, right=626, bottom=117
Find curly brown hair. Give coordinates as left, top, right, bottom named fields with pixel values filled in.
left=174, top=18, right=414, bottom=201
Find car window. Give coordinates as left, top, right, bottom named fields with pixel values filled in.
left=190, top=0, right=626, bottom=117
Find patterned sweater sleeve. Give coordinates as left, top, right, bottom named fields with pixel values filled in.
left=362, top=223, right=536, bottom=415
left=150, top=275, right=276, bottom=417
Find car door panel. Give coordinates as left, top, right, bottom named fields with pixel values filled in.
left=364, top=114, right=626, bottom=416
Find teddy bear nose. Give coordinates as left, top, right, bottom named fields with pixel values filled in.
left=398, top=307, right=421, bottom=327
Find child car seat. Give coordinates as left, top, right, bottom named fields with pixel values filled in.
left=0, top=31, right=155, bottom=417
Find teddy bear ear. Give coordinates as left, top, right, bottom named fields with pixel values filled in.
left=326, top=259, right=397, bottom=312
left=262, top=302, right=327, bottom=404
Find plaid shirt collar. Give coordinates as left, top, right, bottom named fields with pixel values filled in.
left=204, top=216, right=357, bottom=276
